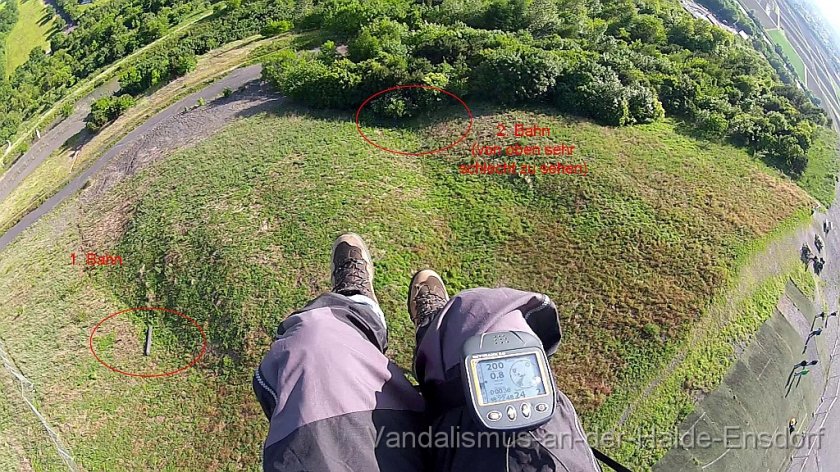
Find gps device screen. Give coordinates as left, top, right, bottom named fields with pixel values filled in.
left=476, top=353, right=546, bottom=405
left=462, top=331, right=556, bottom=431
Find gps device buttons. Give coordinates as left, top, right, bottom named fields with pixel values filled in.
left=536, top=403, right=548, bottom=413
left=506, top=406, right=517, bottom=421
left=521, top=403, right=532, bottom=418
left=488, top=411, right=502, bottom=422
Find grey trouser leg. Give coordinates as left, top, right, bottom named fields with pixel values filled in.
left=414, top=287, right=602, bottom=472
left=254, top=292, right=427, bottom=472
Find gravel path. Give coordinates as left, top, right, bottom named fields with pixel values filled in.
left=0, top=65, right=267, bottom=252
left=0, top=80, right=119, bottom=204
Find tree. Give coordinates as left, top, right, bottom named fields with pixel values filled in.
left=348, top=19, right=407, bottom=61
left=628, top=14, right=666, bottom=44
left=484, top=0, right=531, bottom=31
left=769, top=135, right=807, bottom=175
left=659, top=75, right=700, bottom=116
left=169, top=52, right=197, bottom=76
left=87, top=94, right=136, bottom=130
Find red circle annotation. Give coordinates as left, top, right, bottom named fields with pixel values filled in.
left=88, top=307, right=207, bottom=378
left=355, top=84, right=474, bottom=156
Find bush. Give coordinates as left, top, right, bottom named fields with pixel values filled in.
left=483, top=0, right=529, bottom=31
left=628, top=14, right=666, bottom=45
left=60, top=101, right=75, bottom=118
left=694, top=109, right=729, bottom=139
left=578, top=77, right=631, bottom=126
left=263, top=55, right=363, bottom=108
left=348, top=19, right=408, bottom=61
left=643, top=323, right=661, bottom=338
left=318, top=0, right=411, bottom=37
left=261, top=20, right=293, bottom=36
left=86, top=95, right=136, bottom=131
left=554, top=59, right=636, bottom=126
left=627, top=85, right=665, bottom=124
left=471, top=46, right=561, bottom=104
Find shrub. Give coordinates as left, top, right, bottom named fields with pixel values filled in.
left=60, top=101, right=75, bottom=118
left=578, top=77, right=631, bottom=126
left=348, top=19, right=408, bottom=61
left=318, top=0, right=411, bottom=37
left=628, top=14, right=666, bottom=45
left=86, top=95, right=136, bottom=131
left=470, top=46, right=561, bottom=104
left=483, top=0, right=530, bottom=31
left=264, top=55, right=363, bottom=108
left=261, top=20, right=293, bottom=36
left=627, top=85, right=665, bottom=124
left=643, top=323, right=661, bottom=339
left=694, top=109, right=729, bottom=139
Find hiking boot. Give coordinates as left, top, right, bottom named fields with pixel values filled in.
left=408, top=269, right=449, bottom=329
left=331, top=233, right=377, bottom=303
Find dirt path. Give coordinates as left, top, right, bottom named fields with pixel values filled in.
left=0, top=64, right=266, bottom=252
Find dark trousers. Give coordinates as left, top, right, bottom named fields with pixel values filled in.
left=254, top=288, right=600, bottom=472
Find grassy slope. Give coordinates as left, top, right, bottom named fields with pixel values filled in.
left=4, top=0, right=55, bottom=77
left=799, top=126, right=840, bottom=206
left=0, top=105, right=814, bottom=469
left=0, top=349, right=66, bottom=471
left=768, top=28, right=807, bottom=82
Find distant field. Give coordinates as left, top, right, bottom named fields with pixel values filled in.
left=4, top=0, right=55, bottom=77
left=768, top=28, right=807, bottom=82
left=0, top=104, right=815, bottom=469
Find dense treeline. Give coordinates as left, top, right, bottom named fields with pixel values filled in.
left=0, top=0, right=204, bottom=146
left=262, top=0, right=828, bottom=177
left=0, top=0, right=20, bottom=79
left=696, top=0, right=752, bottom=34
left=0, top=0, right=294, bottom=152
left=119, top=0, right=294, bottom=95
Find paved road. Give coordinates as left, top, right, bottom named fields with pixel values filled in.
left=0, top=80, right=119, bottom=205
left=0, top=64, right=263, bottom=253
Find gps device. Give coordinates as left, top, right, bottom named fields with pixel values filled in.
left=461, top=331, right=556, bottom=431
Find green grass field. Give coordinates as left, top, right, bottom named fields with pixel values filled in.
left=4, top=0, right=55, bottom=77
left=768, top=28, right=807, bottom=82
left=0, top=104, right=815, bottom=469
left=798, top=126, right=839, bottom=206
